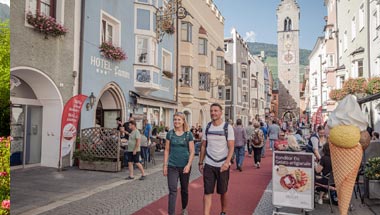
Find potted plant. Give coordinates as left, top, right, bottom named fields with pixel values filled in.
left=342, top=77, right=368, bottom=99
left=26, top=12, right=68, bottom=39
left=99, top=42, right=127, bottom=61
left=329, top=89, right=347, bottom=101
left=0, top=137, right=10, bottom=215
left=367, top=77, right=380, bottom=95
left=364, top=157, right=380, bottom=199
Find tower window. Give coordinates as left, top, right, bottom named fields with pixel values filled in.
left=284, top=17, right=292, bottom=31
left=288, top=80, right=291, bottom=84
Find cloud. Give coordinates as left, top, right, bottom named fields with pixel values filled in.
left=244, top=31, right=256, bottom=43
left=0, top=0, right=9, bottom=6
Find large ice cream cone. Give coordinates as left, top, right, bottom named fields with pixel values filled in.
left=329, top=142, right=362, bottom=215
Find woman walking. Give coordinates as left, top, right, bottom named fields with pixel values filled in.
left=251, top=122, right=264, bottom=168
left=163, top=112, right=195, bottom=215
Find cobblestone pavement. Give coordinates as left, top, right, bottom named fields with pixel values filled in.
left=254, top=180, right=377, bottom=215
left=37, top=159, right=202, bottom=215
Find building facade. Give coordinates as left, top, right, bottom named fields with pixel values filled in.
left=248, top=54, right=266, bottom=121
left=224, top=29, right=250, bottom=125
left=276, top=0, right=301, bottom=120
left=10, top=0, right=81, bottom=168
left=80, top=0, right=176, bottom=135
left=178, top=0, right=225, bottom=128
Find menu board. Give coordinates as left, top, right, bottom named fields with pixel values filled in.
left=272, top=151, right=314, bottom=210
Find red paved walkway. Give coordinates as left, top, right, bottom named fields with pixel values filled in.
left=133, top=146, right=273, bottom=215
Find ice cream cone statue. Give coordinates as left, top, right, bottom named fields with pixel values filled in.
left=327, top=95, right=369, bottom=215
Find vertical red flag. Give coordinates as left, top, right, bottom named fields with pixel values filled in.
left=59, top=94, right=87, bottom=168
left=316, top=106, right=322, bottom=125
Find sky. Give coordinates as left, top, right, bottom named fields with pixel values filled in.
left=0, top=0, right=9, bottom=6
left=214, top=0, right=326, bottom=50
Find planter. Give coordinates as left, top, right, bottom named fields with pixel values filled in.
left=369, top=180, right=380, bottom=199
left=79, top=160, right=121, bottom=172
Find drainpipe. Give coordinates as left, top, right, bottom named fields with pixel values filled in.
left=175, top=0, right=179, bottom=112
left=367, top=0, right=374, bottom=127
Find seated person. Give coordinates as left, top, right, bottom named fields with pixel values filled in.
left=315, top=142, right=333, bottom=205
left=274, top=131, right=289, bottom=151
left=287, top=127, right=301, bottom=151
left=295, top=129, right=305, bottom=145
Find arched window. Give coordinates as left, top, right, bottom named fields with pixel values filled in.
left=284, top=17, right=292, bottom=31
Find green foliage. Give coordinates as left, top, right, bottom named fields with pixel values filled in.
left=0, top=137, right=10, bottom=214
left=365, top=157, right=380, bottom=180
left=0, top=20, right=9, bottom=137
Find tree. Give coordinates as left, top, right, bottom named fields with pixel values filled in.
left=0, top=20, right=10, bottom=137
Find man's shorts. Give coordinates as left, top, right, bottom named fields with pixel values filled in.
left=203, top=163, right=230, bottom=195
left=127, top=151, right=140, bottom=163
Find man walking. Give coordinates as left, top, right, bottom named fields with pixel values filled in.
left=233, top=119, right=246, bottom=171
left=245, top=121, right=254, bottom=157
left=267, top=119, right=281, bottom=151
left=126, top=121, right=146, bottom=180
left=199, top=103, right=234, bottom=215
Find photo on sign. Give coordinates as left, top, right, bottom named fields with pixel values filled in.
left=275, top=165, right=310, bottom=192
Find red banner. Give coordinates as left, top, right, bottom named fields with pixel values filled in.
left=316, top=106, right=322, bottom=125
left=59, top=95, right=87, bottom=162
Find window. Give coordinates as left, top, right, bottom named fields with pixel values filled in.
left=351, top=60, right=363, bottom=77
left=217, top=56, right=224, bottom=70
left=101, top=12, right=121, bottom=46
left=224, top=43, right=228, bottom=52
left=199, top=73, right=210, bottom=91
left=28, top=0, right=56, bottom=17
left=323, top=91, right=327, bottom=103
left=358, top=60, right=364, bottom=77
left=351, top=17, right=356, bottom=40
left=242, top=70, right=247, bottom=78
left=373, top=11, right=379, bottom=39
left=344, top=31, right=348, bottom=51
left=252, top=99, right=257, bottom=108
left=328, top=54, right=334, bottom=67
left=211, top=51, right=214, bottom=66
left=218, top=86, right=224, bottom=99
left=359, top=4, right=365, bottom=30
left=181, top=22, right=192, bottom=42
left=136, top=9, right=150, bottom=30
left=137, top=37, right=148, bottom=64
left=243, top=94, right=247, bottom=102
left=181, top=66, right=192, bottom=86
left=314, top=78, right=318, bottom=87
left=162, top=50, right=171, bottom=73
left=251, top=79, right=257, bottom=88
left=314, top=96, right=318, bottom=106
left=199, top=38, right=207, bottom=55
left=336, top=76, right=345, bottom=89
left=225, top=88, right=231, bottom=101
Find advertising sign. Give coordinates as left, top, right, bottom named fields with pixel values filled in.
left=272, top=151, right=314, bottom=210
left=59, top=94, right=87, bottom=163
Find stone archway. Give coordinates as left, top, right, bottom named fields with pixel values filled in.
left=96, top=82, right=127, bottom=128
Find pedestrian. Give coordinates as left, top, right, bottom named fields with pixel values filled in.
left=260, top=122, right=268, bottom=157
left=245, top=121, right=254, bottom=157
left=251, top=122, right=264, bottom=168
left=119, top=126, right=129, bottom=167
left=163, top=112, right=195, bottom=215
left=306, top=125, right=325, bottom=161
left=125, top=121, right=146, bottom=180
left=233, top=119, right=246, bottom=171
left=198, top=103, right=234, bottom=215
left=142, top=119, right=152, bottom=163
left=268, top=119, right=281, bottom=151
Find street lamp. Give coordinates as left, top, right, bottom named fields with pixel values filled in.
left=86, top=92, right=96, bottom=111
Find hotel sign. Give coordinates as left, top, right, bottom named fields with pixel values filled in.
left=90, top=56, right=130, bottom=79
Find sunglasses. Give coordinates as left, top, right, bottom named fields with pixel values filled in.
left=175, top=112, right=184, bottom=115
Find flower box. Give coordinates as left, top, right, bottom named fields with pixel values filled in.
left=99, top=42, right=127, bottom=61
left=329, top=89, right=346, bottom=101
left=79, top=160, right=121, bottom=172
left=26, top=12, right=68, bottom=39
left=342, top=77, right=368, bottom=94
left=367, top=77, right=380, bottom=95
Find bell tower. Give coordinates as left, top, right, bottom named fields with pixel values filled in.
left=277, top=0, right=300, bottom=120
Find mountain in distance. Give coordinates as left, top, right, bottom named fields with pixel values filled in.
left=0, top=3, right=10, bottom=21
left=247, top=42, right=311, bottom=88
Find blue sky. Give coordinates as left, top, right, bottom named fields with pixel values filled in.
left=214, top=0, right=326, bottom=50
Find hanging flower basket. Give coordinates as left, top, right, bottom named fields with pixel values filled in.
left=162, top=70, right=173, bottom=79
left=367, top=77, right=380, bottom=95
left=99, top=42, right=127, bottom=61
left=342, top=77, right=368, bottom=94
left=329, top=89, right=347, bottom=101
left=26, top=12, right=68, bottom=39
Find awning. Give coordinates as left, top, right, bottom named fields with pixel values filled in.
left=130, top=91, right=177, bottom=109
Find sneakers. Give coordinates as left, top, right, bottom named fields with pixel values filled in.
left=125, top=176, right=135, bottom=180
left=248, top=154, right=252, bottom=157
left=139, top=175, right=146, bottom=180
left=318, top=198, right=323, bottom=205
left=181, top=208, right=188, bottom=215
left=220, top=212, right=226, bottom=215
left=257, top=162, right=260, bottom=168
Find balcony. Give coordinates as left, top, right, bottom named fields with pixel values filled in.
left=179, top=93, right=194, bottom=106
left=134, top=68, right=160, bottom=95
left=198, top=90, right=210, bottom=104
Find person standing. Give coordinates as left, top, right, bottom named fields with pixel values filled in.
left=142, top=119, right=152, bottom=163
left=233, top=119, right=246, bottom=171
left=251, top=122, right=264, bottom=168
left=126, top=121, right=146, bottom=180
left=306, top=125, right=325, bottom=161
left=163, top=112, right=195, bottom=215
left=259, top=122, right=268, bottom=157
left=199, top=103, right=235, bottom=215
left=268, top=119, right=281, bottom=151
left=245, top=121, right=254, bottom=157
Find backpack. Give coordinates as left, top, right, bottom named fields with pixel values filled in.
left=205, top=122, right=229, bottom=163
left=252, top=130, right=263, bottom=146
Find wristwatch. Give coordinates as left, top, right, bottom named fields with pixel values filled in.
left=198, top=162, right=203, bottom=165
